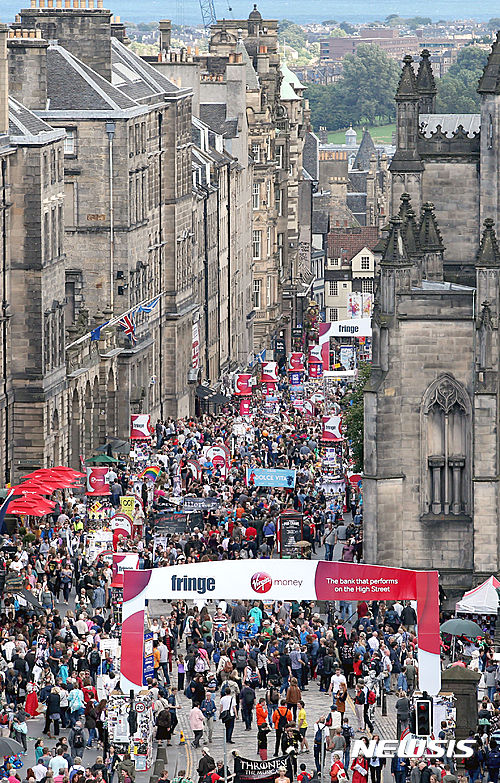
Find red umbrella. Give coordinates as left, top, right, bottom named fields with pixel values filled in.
left=51, top=466, right=86, bottom=478
left=8, top=499, right=55, bottom=516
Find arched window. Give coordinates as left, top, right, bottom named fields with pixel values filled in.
left=421, top=374, right=471, bottom=517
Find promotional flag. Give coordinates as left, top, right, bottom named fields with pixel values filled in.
left=246, top=467, right=296, bottom=488
left=234, top=374, right=253, bottom=395
left=308, top=362, right=322, bottom=379
left=303, top=400, right=315, bottom=417
left=187, top=458, right=203, bottom=482
left=130, top=414, right=151, bottom=440
left=111, top=552, right=140, bottom=587
left=322, top=415, right=343, bottom=442
left=261, top=361, right=278, bottom=382
left=262, top=382, right=277, bottom=396
left=119, top=495, right=136, bottom=519
left=86, top=467, right=111, bottom=496
left=240, top=398, right=252, bottom=416
left=137, top=465, right=161, bottom=482
left=191, top=321, right=200, bottom=371
left=288, top=352, right=305, bottom=371
left=289, top=371, right=301, bottom=385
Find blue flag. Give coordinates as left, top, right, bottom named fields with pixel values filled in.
left=90, top=321, right=109, bottom=341
left=137, top=296, right=160, bottom=314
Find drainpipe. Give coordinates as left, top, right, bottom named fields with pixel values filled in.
left=158, top=112, right=164, bottom=418
left=106, top=121, right=116, bottom=312
left=1, top=158, right=9, bottom=484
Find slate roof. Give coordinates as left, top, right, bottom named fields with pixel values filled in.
left=236, top=39, right=260, bottom=90
left=352, top=129, right=376, bottom=170
left=419, top=113, right=480, bottom=137
left=476, top=218, right=500, bottom=267
left=303, top=131, right=319, bottom=180
left=199, top=104, right=238, bottom=138
left=8, top=97, right=64, bottom=144
left=347, top=193, right=367, bottom=225
left=47, top=45, right=137, bottom=111
left=312, top=210, right=329, bottom=235
left=348, top=171, right=367, bottom=192
left=111, top=37, right=184, bottom=100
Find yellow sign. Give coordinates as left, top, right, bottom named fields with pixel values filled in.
left=119, top=495, right=135, bottom=519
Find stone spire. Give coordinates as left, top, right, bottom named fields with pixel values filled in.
left=398, top=192, right=412, bottom=222
left=476, top=218, right=500, bottom=267
left=419, top=202, right=444, bottom=281
left=478, top=32, right=500, bottom=94
left=390, top=55, right=423, bottom=188
left=395, top=54, right=418, bottom=99
left=353, top=129, right=376, bottom=170
left=403, top=207, right=421, bottom=256
left=419, top=202, right=445, bottom=252
left=416, top=49, right=437, bottom=113
left=380, top=215, right=410, bottom=266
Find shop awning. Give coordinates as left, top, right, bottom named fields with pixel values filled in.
left=195, top=385, right=214, bottom=399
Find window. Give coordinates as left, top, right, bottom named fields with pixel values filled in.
left=253, top=278, right=262, bottom=310
left=276, top=146, right=283, bottom=169
left=362, top=278, right=373, bottom=293
left=328, top=280, right=338, bottom=297
left=328, top=307, right=338, bottom=322
left=65, top=280, right=75, bottom=325
left=277, top=233, right=284, bottom=274
left=252, top=143, right=261, bottom=163
left=64, top=128, right=76, bottom=156
left=275, top=188, right=283, bottom=216
left=252, top=182, right=260, bottom=210
left=361, top=256, right=370, bottom=270
left=252, top=230, right=262, bottom=260
left=266, top=276, right=271, bottom=307
left=267, top=226, right=272, bottom=256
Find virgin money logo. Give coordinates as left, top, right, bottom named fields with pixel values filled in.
left=251, top=572, right=272, bottom=593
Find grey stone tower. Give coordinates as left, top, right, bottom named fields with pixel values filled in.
left=390, top=55, right=423, bottom=215
left=419, top=202, right=444, bottom=281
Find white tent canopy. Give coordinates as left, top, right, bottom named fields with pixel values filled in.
left=456, top=575, right=500, bottom=615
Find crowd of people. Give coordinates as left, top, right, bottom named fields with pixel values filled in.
left=0, top=368, right=488, bottom=783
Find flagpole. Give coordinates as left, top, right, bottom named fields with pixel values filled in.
left=65, top=292, right=165, bottom=351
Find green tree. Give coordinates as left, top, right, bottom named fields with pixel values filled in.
left=488, top=17, right=500, bottom=30
left=307, top=44, right=399, bottom=130
left=342, top=362, right=371, bottom=472
left=278, top=19, right=307, bottom=50
left=339, top=21, right=355, bottom=34
left=436, top=45, right=488, bottom=113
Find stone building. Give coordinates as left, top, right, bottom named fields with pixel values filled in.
left=209, top=7, right=307, bottom=350
left=0, top=2, right=256, bottom=479
left=364, top=35, right=500, bottom=598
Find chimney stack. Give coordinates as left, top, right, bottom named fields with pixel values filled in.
left=159, top=19, right=171, bottom=52
left=20, top=0, right=112, bottom=81
left=8, top=28, right=49, bottom=111
left=0, top=24, right=8, bottom=137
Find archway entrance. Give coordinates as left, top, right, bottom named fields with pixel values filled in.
left=121, top=560, right=440, bottom=694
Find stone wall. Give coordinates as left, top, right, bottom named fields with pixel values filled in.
left=422, top=160, right=479, bottom=264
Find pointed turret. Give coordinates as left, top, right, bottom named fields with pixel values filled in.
left=395, top=54, right=418, bottom=99
left=419, top=202, right=444, bottom=281
left=398, top=192, right=412, bottom=222
left=416, top=49, right=437, bottom=113
left=419, top=202, right=445, bottom=252
left=353, top=129, right=376, bottom=170
left=380, top=216, right=414, bottom=313
left=380, top=216, right=410, bottom=266
left=478, top=32, right=500, bottom=94
left=390, top=55, right=423, bottom=210
left=476, top=218, right=500, bottom=267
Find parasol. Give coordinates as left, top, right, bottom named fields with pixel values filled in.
left=440, top=618, right=484, bottom=637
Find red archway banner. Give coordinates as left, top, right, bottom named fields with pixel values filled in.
left=120, top=560, right=440, bottom=693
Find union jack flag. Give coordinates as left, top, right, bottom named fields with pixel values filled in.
left=118, top=313, right=136, bottom=344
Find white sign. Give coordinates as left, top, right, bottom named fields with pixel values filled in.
left=321, top=318, right=372, bottom=339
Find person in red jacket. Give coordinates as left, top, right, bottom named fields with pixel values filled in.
left=351, top=755, right=369, bottom=783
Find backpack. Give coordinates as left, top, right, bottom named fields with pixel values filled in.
left=195, top=656, right=207, bottom=673
left=314, top=724, right=324, bottom=744
left=213, top=650, right=221, bottom=665
left=89, top=650, right=100, bottom=668
left=277, top=708, right=289, bottom=730
left=235, top=649, right=247, bottom=669
left=488, top=751, right=500, bottom=770
left=367, top=690, right=376, bottom=705
left=73, top=729, right=85, bottom=749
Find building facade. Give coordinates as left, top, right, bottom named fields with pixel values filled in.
left=364, top=35, right=500, bottom=601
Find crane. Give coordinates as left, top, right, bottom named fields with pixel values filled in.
left=199, top=0, right=217, bottom=29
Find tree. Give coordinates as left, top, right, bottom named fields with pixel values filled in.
left=488, top=17, right=500, bottom=30
left=278, top=19, right=307, bottom=50
left=342, top=362, right=371, bottom=472
left=307, top=44, right=399, bottom=130
left=339, top=21, right=355, bottom=34
left=436, top=45, right=488, bottom=113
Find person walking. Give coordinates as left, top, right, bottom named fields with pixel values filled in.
left=273, top=700, right=292, bottom=757
left=220, top=690, right=237, bottom=744
left=189, top=702, right=204, bottom=748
